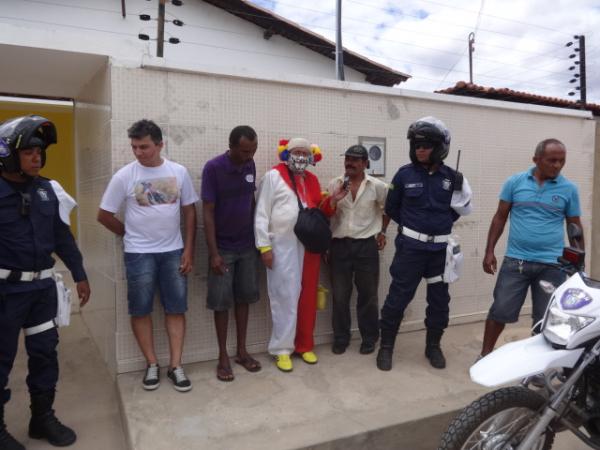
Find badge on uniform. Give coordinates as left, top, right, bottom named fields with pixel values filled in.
left=37, top=188, right=49, bottom=201
left=442, top=178, right=452, bottom=191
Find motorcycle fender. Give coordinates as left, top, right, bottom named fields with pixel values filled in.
left=470, top=334, right=584, bottom=387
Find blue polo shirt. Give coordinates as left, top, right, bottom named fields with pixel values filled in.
left=501, top=167, right=581, bottom=264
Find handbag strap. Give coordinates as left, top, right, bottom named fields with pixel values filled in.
left=286, top=166, right=305, bottom=211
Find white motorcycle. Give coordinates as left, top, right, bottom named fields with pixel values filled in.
left=438, top=224, right=600, bottom=450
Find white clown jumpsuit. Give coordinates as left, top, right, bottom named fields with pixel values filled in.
left=255, top=168, right=305, bottom=355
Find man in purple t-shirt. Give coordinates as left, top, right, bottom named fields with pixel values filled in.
left=201, top=125, right=261, bottom=381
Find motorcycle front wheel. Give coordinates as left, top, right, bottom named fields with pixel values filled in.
left=438, top=386, right=555, bottom=450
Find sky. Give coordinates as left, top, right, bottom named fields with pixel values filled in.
left=250, top=0, right=600, bottom=104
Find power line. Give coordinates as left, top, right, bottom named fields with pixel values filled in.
left=402, top=0, right=571, bottom=36
left=0, top=3, right=591, bottom=98
left=178, top=16, right=571, bottom=85
left=262, top=0, right=600, bottom=63
left=0, top=16, right=565, bottom=95
left=403, top=72, right=571, bottom=97
left=262, top=0, right=552, bottom=48
left=435, top=0, right=485, bottom=89
left=0, top=15, right=136, bottom=38
left=171, top=33, right=574, bottom=92
left=20, top=0, right=121, bottom=14
left=223, top=3, right=574, bottom=74
left=9, top=1, right=577, bottom=85
left=294, top=0, right=568, bottom=48
left=189, top=5, right=571, bottom=75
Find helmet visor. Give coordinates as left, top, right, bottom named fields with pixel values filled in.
left=413, top=139, right=434, bottom=150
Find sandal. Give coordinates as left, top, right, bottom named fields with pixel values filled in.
left=234, top=356, right=262, bottom=373
left=216, top=364, right=235, bottom=382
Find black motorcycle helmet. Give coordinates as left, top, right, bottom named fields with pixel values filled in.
left=407, top=116, right=451, bottom=165
left=0, top=115, right=57, bottom=173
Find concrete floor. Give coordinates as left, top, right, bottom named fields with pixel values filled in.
left=4, top=315, right=127, bottom=450
left=116, top=319, right=591, bottom=450
left=3, top=314, right=589, bottom=450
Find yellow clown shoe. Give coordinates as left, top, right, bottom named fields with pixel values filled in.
left=275, top=354, right=293, bottom=372
left=301, top=351, right=318, bottom=364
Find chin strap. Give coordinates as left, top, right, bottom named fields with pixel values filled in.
left=18, top=171, right=35, bottom=182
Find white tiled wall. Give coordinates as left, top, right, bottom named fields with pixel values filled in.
left=74, top=63, right=118, bottom=375
left=96, top=66, right=595, bottom=374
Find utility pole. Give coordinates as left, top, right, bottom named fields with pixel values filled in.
left=468, top=32, right=475, bottom=84
left=157, top=0, right=166, bottom=58
left=335, top=0, right=345, bottom=80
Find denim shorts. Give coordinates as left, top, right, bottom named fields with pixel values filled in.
left=206, top=248, right=259, bottom=311
left=124, top=249, right=188, bottom=317
left=488, top=256, right=566, bottom=324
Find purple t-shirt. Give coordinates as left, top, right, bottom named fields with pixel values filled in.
left=201, top=152, right=256, bottom=251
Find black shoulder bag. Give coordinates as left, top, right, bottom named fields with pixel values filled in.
left=287, top=168, right=332, bottom=254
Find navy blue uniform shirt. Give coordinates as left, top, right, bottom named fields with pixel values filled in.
left=385, top=163, right=459, bottom=251
left=0, top=176, right=86, bottom=294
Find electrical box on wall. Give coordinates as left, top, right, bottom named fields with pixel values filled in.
left=359, top=136, right=386, bottom=176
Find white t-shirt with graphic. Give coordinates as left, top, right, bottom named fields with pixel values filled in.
left=100, top=158, right=199, bottom=253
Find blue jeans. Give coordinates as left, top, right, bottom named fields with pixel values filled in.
left=124, top=249, right=188, bottom=316
left=488, top=256, right=566, bottom=325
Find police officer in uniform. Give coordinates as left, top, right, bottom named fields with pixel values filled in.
left=0, top=115, right=90, bottom=450
left=376, top=117, right=471, bottom=371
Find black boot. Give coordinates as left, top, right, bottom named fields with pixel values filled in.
left=0, top=404, right=24, bottom=450
left=376, top=328, right=398, bottom=371
left=425, top=328, right=446, bottom=369
left=28, top=391, right=76, bottom=447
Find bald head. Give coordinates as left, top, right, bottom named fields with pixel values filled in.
left=534, top=138, right=566, bottom=158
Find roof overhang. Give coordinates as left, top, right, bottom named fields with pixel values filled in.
left=437, top=81, right=600, bottom=117
left=201, top=0, right=410, bottom=87
left=0, top=44, right=108, bottom=100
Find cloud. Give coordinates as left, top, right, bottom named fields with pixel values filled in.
left=257, top=0, right=600, bottom=103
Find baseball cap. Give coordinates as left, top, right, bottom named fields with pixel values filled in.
left=343, top=144, right=368, bottom=159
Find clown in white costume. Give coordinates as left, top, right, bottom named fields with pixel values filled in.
left=255, top=138, right=345, bottom=372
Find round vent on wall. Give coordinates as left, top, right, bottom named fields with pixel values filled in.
left=369, top=145, right=382, bottom=161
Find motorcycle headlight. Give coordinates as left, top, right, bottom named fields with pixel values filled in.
left=543, top=291, right=594, bottom=345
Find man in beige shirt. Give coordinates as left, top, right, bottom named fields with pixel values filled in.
left=328, top=145, right=390, bottom=355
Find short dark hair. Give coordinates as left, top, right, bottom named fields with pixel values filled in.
left=229, top=125, right=257, bottom=148
left=127, top=119, right=163, bottom=145
left=534, top=138, right=565, bottom=157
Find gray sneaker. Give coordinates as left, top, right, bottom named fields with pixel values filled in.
left=167, top=366, right=192, bottom=392
left=143, top=364, right=160, bottom=390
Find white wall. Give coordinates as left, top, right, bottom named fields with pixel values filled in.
left=75, top=63, right=117, bottom=375
left=99, top=65, right=594, bottom=373
left=0, top=0, right=366, bottom=84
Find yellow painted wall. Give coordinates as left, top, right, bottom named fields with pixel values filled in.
left=0, top=101, right=77, bottom=236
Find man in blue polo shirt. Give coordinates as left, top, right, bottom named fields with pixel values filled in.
left=480, top=138, right=583, bottom=357
left=202, top=125, right=261, bottom=382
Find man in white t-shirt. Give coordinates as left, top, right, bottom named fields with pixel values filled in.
left=97, top=120, right=198, bottom=392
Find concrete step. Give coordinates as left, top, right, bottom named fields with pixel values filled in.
left=116, top=321, right=510, bottom=450
left=5, top=313, right=583, bottom=450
